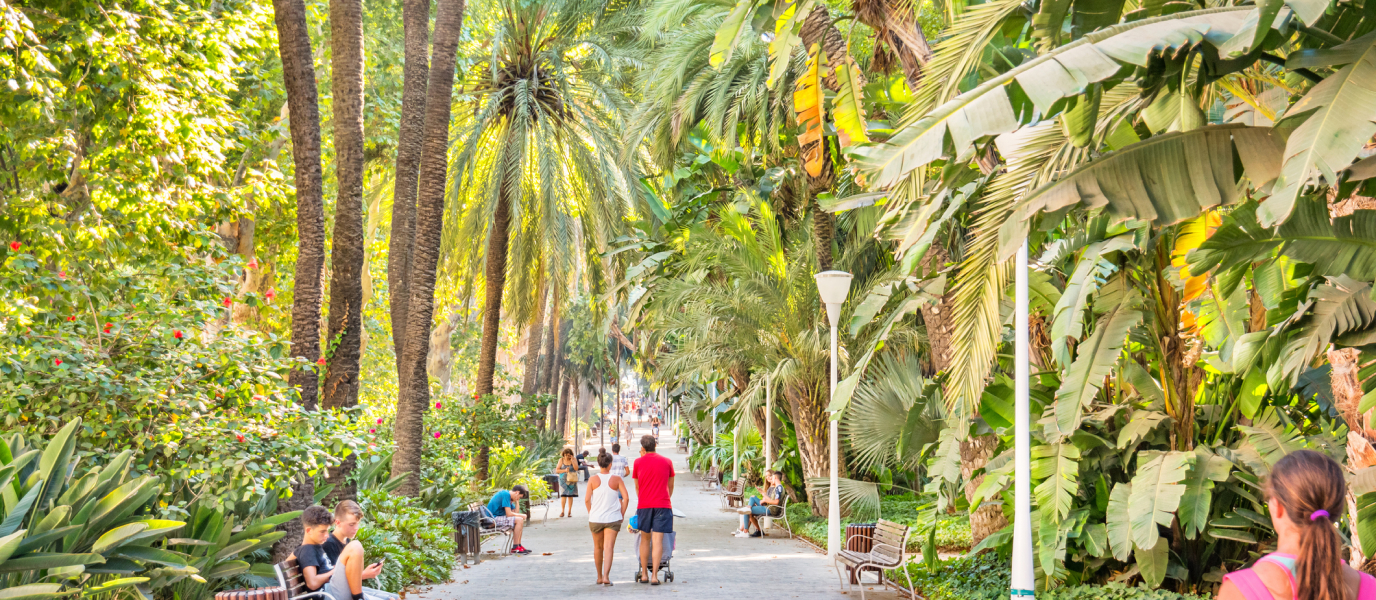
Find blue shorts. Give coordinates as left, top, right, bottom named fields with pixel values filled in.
left=635, top=508, right=674, bottom=534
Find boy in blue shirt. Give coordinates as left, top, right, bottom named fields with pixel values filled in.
left=486, top=485, right=531, bottom=554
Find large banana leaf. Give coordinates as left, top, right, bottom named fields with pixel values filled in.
left=1179, top=447, right=1233, bottom=539
left=1050, top=239, right=1132, bottom=366
left=1001, top=125, right=1284, bottom=258
left=1106, top=481, right=1135, bottom=560
left=1239, top=409, right=1304, bottom=464
left=1271, top=277, right=1376, bottom=383
left=0, top=583, right=69, bottom=600
left=1197, top=283, right=1249, bottom=363
left=709, top=0, right=757, bottom=68
left=794, top=44, right=826, bottom=177
left=1190, top=199, right=1376, bottom=280
left=1261, top=34, right=1376, bottom=226
left=1031, top=442, right=1082, bottom=522
left=1128, top=451, right=1191, bottom=550
left=1051, top=297, right=1143, bottom=439
left=832, top=56, right=868, bottom=147
left=1136, top=537, right=1170, bottom=588
left=853, top=7, right=1277, bottom=189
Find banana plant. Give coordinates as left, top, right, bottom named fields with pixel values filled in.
left=156, top=501, right=300, bottom=600
left=1, top=419, right=185, bottom=597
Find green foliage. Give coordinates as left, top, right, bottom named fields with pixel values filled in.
left=355, top=490, right=456, bottom=593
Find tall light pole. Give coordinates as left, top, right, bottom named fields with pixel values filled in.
left=815, top=270, right=852, bottom=559
left=765, top=373, right=772, bottom=475
left=1011, top=240, right=1034, bottom=599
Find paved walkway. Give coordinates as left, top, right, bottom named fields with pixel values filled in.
left=415, top=419, right=899, bottom=599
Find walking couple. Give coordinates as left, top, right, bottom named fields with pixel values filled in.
left=585, top=434, right=675, bottom=586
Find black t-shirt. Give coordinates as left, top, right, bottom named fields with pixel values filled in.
left=295, top=544, right=334, bottom=591
left=322, top=534, right=347, bottom=564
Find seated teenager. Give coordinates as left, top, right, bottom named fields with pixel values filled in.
left=487, top=485, right=532, bottom=554
left=734, top=470, right=785, bottom=538
left=292, top=506, right=338, bottom=595
left=320, top=500, right=395, bottom=600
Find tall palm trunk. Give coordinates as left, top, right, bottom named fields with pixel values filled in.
left=783, top=379, right=832, bottom=514
left=540, top=286, right=563, bottom=394
left=387, top=0, right=431, bottom=387
left=391, top=0, right=466, bottom=497
left=521, top=274, right=548, bottom=396
left=269, top=0, right=325, bottom=560
left=321, top=0, right=366, bottom=506
left=472, top=152, right=516, bottom=480
left=556, top=374, right=572, bottom=437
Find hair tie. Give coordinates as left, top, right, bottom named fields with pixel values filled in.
left=1310, top=510, right=1330, bottom=521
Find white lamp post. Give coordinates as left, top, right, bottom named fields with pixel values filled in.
left=1011, top=240, right=1034, bottom=600
left=815, top=270, right=853, bottom=559
left=765, top=373, right=773, bottom=475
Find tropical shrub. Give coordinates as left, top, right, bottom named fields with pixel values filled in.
left=0, top=248, right=367, bottom=514
left=355, top=489, right=456, bottom=593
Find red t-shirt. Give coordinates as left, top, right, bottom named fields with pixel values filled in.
left=632, top=452, right=675, bottom=509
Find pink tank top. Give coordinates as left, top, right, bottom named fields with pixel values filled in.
left=1222, top=553, right=1376, bottom=600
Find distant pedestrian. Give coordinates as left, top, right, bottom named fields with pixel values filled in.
left=1219, top=450, right=1372, bottom=600
left=631, top=434, right=674, bottom=585
left=586, top=452, right=629, bottom=586
left=556, top=448, right=580, bottom=518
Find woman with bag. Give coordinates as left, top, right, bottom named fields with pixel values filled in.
left=1219, top=450, right=1374, bottom=600
left=556, top=448, right=580, bottom=518
left=586, top=451, right=629, bottom=586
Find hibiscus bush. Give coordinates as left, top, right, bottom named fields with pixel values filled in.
left=0, top=242, right=366, bottom=514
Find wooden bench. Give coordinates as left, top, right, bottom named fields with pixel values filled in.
left=468, top=502, right=515, bottom=555
left=273, top=558, right=330, bottom=600
left=703, top=466, right=720, bottom=489
left=833, top=519, right=914, bottom=600
left=676, top=437, right=689, bottom=453
left=761, top=489, right=792, bottom=538
left=720, top=479, right=744, bottom=509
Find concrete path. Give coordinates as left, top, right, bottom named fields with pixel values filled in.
left=413, top=419, right=900, bottom=599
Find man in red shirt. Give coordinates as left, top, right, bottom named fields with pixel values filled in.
left=632, top=434, right=675, bottom=585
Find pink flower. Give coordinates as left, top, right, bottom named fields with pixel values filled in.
left=247, top=260, right=258, bottom=269
left=435, top=402, right=442, bottom=409
left=222, top=297, right=232, bottom=307
left=369, top=428, right=376, bottom=434
left=265, top=289, right=277, bottom=300
left=377, top=418, right=383, bottom=424
left=8, top=241, right=19, bottom=251
left=58, top=270, right=66, bottom=279
left=433, top=431, right=442, bottom=439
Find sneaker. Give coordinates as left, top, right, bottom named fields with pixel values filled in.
left=736, top=507, right=751, bottom=514
left=732, top=530, right=749, bottom=538
left=512, top=545, right=532, bottom=554
left=749, top=530, right=762, bottom=538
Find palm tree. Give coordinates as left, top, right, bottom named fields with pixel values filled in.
left=451, top=0, right=635, bottom=480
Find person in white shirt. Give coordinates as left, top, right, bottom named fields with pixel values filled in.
left=586, top=452, right=629, bottom=586
left=610, top=443, right=631, bottom=478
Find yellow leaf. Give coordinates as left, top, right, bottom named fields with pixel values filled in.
left=832, top=56, right=869, bottom=147
left=1171, top=210, right=1221, bottom=302
left=794, top=44, right=826, bottom=177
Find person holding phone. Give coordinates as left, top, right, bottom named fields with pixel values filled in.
left=321, top=500, right=397, bottom=600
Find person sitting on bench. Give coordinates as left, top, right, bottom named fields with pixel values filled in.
left=734, top=470, right=784, bottom=538
left=487, top=485, right=532, bottom=554
left=293, top=505, right=395, bottom=600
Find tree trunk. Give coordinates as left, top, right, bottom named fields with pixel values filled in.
left=387, top=0, right=431, bottom=387
left=540, top=286, right=564, bottom=395
left=320, top=0, right=366, bottom=507
left=390, top=0, right=466, bottom=497
left=782, top=379, right=831, bottom=515
left=852, top=0, right=932, bottom=89
left=472, top=144, right=516, bottom=481
left=557, top=374, right=572, bottom=439
left=521, top=275, right=548, bottom=396
left=270, top=0, right=325, bottom=560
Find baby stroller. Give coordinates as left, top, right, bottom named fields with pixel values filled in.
left=628, top=514, right=676, bottom=583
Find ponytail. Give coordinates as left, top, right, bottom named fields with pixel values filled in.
left=1268, top=450, right=1347, bottom=600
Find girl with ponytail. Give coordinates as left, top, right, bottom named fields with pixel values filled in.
left=1220, top=450, right=1372, bottom=600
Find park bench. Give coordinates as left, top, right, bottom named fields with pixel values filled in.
left=833, top=519, right=914, bottom=600
left=676, top=437, right=689, bottom=453
left=720, top=479, right=744, bottom=509
left=272, top=558, right=329, bottom=600
left=760, top=489, right=792, bottom=538
left=702, top=466, right=720, bottom=490
left=528, top=475, right=560, bottom=521
left=468, top=502, right=515, bottom=555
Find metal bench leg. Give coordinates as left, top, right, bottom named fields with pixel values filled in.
left=903, top=559, right=916, bottom=599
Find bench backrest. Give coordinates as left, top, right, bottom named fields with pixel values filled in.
left=724, top=480, right=743, bottom=494
left=274, top=558, right=310, bottom=599
left=873, top=519, right=910, bottom=563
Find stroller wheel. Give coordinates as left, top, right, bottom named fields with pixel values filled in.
left=634, top=572, right=642, bottom=583
left=667, top=572, right=674, bottom=582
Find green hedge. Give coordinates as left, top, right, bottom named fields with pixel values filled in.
left=890, top=553, right=1208, bottom=600
left=357, top=489, right=457, bottom=592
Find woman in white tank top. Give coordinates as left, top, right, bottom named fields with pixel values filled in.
left=585, top=451, right=629, bottom=586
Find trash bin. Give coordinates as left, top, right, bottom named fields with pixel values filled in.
left=845, top=523, right=881, bottom=584
left=453, top=510, right=481, bottom=565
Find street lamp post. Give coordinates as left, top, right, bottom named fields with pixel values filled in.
left=1011, top=241, right=1034, bottom=599
left=814, top=270, right=852, bottom=559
